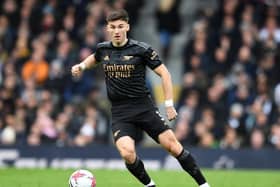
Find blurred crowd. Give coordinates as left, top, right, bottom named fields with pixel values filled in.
left=0, top=0, right=144, bottom=146
left=174, top=0, right=280, bottom=150
left=1, top=0, right=280, bottom=150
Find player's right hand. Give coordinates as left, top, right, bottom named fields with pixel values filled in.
left=71, top=64, right=83, bottom=78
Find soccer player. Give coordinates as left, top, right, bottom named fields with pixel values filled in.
left=71, top=9, right=210, bottom=187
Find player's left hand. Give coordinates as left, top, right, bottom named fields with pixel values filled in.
left=165, top=106, right=178, bottom=121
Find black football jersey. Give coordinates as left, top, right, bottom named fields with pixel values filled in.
left=94, top=39, right=162, bottom=103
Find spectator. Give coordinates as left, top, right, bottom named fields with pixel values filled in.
left=0, top=114, right=16, bottom=145
left=220, top=126, right=242, bottom=149
left=250, top=128, right=265, bottom=150
left=199, top=132, right=217, bottom=148
left=156, top=0, right=182, bottom=60
left=30, top=100, right=57, bottom=144
left=55, top=112, right=71, bottom=147
left=73, top=105, right=100, bottom=146
left=21, top=42, right=49, bottom=86
left=259, top=16, right=280, bottom=43
left=269, top=124, right=280, bottom=149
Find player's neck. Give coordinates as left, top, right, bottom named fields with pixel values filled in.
left=112, top=38, right=128, bottom=47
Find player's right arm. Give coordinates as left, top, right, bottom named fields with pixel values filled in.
left=71, top=54, right=97, bottom=78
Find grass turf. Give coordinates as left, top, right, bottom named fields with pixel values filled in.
left=0, top=168, right=279, bottom=187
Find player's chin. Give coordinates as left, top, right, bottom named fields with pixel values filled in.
left=168, top=116, right=177, bottom=121
left=113, top=39, right=121, bottom=44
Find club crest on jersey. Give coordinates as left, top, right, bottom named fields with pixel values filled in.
left=104, top=55, right=110, bottom=61
left=123, top=55, right=134, bottom=61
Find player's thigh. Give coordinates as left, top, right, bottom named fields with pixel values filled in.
left=115, top=136, right=136, bottom=155
left=158, top=129, right=183, bottom=156
left=139, top=109, right=170, bottom=143
left=115, top=136, right=137, bottom=163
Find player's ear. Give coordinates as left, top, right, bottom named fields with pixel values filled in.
left=127, top=23, right=130, bottom=32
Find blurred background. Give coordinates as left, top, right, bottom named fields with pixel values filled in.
left=1, top=0, right=280, bottom=170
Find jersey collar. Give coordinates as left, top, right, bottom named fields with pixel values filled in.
left=110, top=39, right=130, bottom=49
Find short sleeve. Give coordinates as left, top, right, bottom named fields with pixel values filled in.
left=94, top=46, right=102, bottom=62
left=143, top=47, right=162, bottom=69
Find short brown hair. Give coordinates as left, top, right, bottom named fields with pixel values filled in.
left=106, top=9, right=129, bottom=23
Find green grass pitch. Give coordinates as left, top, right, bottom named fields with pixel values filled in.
left=0, top=168, right=279, bottom=187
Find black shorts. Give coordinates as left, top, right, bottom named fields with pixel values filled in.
left=111, top=97, right=170, bottom=143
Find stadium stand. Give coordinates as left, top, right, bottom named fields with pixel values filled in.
left=1, top=0, right=280, bottom=151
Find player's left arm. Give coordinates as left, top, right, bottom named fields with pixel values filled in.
left=153, top=64, right=178, bottom=121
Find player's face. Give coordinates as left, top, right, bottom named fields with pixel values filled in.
left=107, top=20, right=129, bottom=46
